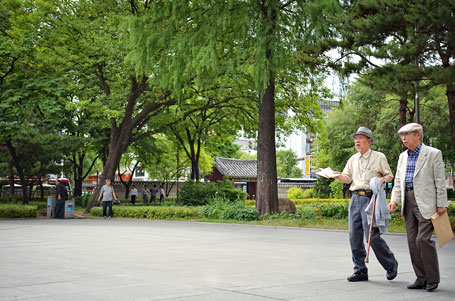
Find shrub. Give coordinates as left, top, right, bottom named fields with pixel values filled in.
left=0, top=204, right=37, bottom=218
left=318, top=202, right=348, bottom=219
left=74, top=195, right=91, bottom=207
left=178, top=181, right=247, bottom=206
left=287, top=187, right=304, bottom=199
left=291, top=198, right=350, bottom=205
left=296, top=206, right=316, bottom=219
left=203, top=199, right=258, bottom=221
left=313, top=177, right=332, bottom=198
left=90, top=206, right=204, bottom=219
left=329, top=180, right=344, bottom=199
left=302, top=187, right=314, bottom=199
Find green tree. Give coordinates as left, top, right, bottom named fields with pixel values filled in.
left=127, top=0, right=336, bottom=214
left=276, top=150, right=303, bottom=178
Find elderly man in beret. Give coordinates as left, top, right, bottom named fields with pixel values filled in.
left=388, top=123, right=448, bottom=292
left=334, top=127, right=398, bottom=282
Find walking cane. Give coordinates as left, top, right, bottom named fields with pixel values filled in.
left=365, top=194, right=377, bottom=263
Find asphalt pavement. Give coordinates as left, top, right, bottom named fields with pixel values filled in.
left=0, top=218, right=454, bottom=300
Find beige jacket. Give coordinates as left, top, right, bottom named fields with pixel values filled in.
left=391, top=144, right=448, bottom=219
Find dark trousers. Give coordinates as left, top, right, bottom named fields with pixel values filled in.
left=102, top=201, right=113, bottom=217
left=349, top=193, right=396, bottom=274
left=404, top=190, right=439, bottom=284
left=54, top=199, right=65, bottom=219
left=131, top=195, right=136, bottom=205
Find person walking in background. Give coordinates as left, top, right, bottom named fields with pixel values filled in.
left=130, top=185, right=138, bottom=205
left=150, top=184, right=157, bottom=203
left=97, top=179, right=118, bottom=218
left=332, top=127, right=398, bottom=282
left=142, top=185, right=149, bottom=204
left=159, top=185, right=165, bottom=202
left=388, top=123, right=448, bottom=292
left=54, top=179, right=68, bottom=219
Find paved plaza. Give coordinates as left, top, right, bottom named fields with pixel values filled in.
left=0, top=218, right=454, bottom=300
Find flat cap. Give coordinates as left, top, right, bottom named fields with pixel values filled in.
left=350, top=127, right=375, bottom=143
left=397, top=123, right=423, bottom=134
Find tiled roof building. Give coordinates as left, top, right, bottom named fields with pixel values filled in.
left=210, top=157, right=257, bottom=199
left=212, top=157, right=257, bottom=179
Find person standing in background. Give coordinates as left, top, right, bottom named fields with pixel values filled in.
left=130, top=185, right=138, bottom=205
left=97, top=179, right=118, bottom=218
left=142, top=185, right=149, bottom=204
left=54, top=179, right=68, bottom=219
left=159, top=185, right=165, bottom=202
left=150, top=184, right=157, bottom=203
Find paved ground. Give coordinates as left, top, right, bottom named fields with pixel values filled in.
left=0, top=218, right=454, bottom=301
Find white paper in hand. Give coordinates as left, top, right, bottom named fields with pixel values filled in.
left=316, top=167, right=338, bottom=178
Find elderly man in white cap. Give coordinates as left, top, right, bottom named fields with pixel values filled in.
left=334, top=127, right=398, bottom=282
left=388, top=123, right=448, bottom=292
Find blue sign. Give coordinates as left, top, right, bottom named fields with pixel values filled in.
left=67, top=207, right=73, bottom=212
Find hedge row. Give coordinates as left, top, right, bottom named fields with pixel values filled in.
left=91, top=206, right=204, bottom=219
left=0, top=204, right=38, bottom=218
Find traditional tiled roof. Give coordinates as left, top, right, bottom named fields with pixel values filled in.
left=213, top=157, right=257, bottom=179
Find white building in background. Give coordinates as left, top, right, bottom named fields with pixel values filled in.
left=234, top=99, right=338, bottom=178
left=234, top=130, right=257, bottom=155
left=281, top=99, right=339, bottom=178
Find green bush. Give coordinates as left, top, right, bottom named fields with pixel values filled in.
left=287, top=187, right=304, bottom=199
left=318, top=202, right=348, bottom=219
left=203, top=199, right=258, bottom=221
left=302, top=187, right=314, bottom=199
left=74, top=195, right=91, bottom=207
left=0, top=204, right=37, bottom=218
left=296, top=206, right=316, bottom=219
left=329, top=180, right=344, bottom=199
left=90, top=206, right=204, bottom=219
left=447, top=188, right=455, bottom=199
left=178, top=181, right=247, bottom=206
left=0, top=196, right=47, bottom=204
left=313, top=177, right=332, bottom=198
left=291, top=198, right=350, bottom=205
left=447, top=202, right=455, bottom=216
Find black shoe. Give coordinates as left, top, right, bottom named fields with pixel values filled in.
left=386, top=260, right=398, bottom=280
left=347, top=272, right=368, bottom=282
left=426, top=283, right=438, bottom=292
left=407, top=281, right=426, bottom=289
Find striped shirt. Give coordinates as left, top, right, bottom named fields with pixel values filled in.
left=405, top=144, right=422, bottom=187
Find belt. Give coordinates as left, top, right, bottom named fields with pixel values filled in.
left=405, top=186, right=414, bottom=191
left=353, top=189, right=373, bottom=197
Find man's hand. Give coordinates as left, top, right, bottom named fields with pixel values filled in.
left=437, top=207, right=447, bottom=216
left=388, top=201, right=397, bottom=212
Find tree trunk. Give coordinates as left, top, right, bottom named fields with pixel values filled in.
left=73, top=155, right=84, bottom=197
left=256, top=1, right=278, bottom=215
left=6, top=140, right=28, bottom=204
left=86, top=145, right=124, bottom=212
left=86, top=118, right=132, bottom=211
left=446, top=83, right=455, bottom=153
left=86, top=75, right=148, bottom=212
left=119, top=161, right=138, bottom=199
left=256, top=78, right=278, bottom=215
left=8, top=156, right=15, bottom=200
